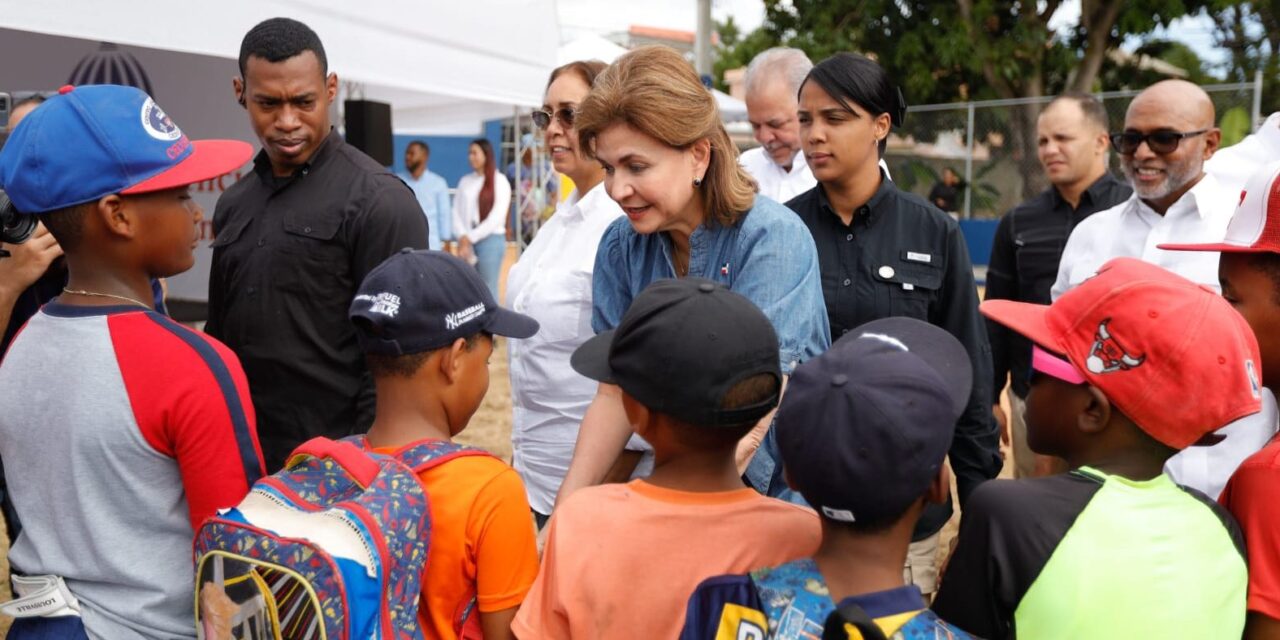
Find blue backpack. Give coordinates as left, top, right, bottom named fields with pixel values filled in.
left=193, top=435, right=491, bottom=640
left=751, top=560, right=973, bottom=640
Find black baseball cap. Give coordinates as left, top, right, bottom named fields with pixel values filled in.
left=571, top=277, right=781, bottom=427
left=349, top=249, right=538, bottom=355
left=777, top=317, right=971, bottom=525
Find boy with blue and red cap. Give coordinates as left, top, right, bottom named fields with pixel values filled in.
left=933, top=257, right=1259, bottom=639
left=0, top=85, right=262, bottom=639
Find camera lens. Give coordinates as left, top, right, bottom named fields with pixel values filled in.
left=0, top=189, right=37, bottom=245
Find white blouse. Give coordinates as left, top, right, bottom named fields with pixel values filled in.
left=451, top=171, right=512, bottom=243
left=505, top=183, right=630, bottom=513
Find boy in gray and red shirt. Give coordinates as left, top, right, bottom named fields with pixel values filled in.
left=0, top=84, right=261, bottom=639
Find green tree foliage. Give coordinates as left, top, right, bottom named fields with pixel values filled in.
left=1209, top=1, right=1280, bottom=114
left=1100, top=40, right=1221, bottom=90
left=713, top=16, right=780, bottom=92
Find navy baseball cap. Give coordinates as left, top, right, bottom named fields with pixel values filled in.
left=0, top=84, right=252, bottom=214
left=777, top=318, right=970, bottom=525
left=571, top=278, right=781, bottom=427
left=350, top=249, right=538, bottom=356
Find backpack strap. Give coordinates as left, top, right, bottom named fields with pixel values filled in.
left=342, top=435, right=494, bottom=474
left=822, top=602, right=887, bottom=640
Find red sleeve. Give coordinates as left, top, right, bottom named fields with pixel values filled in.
left=109, top=312, right=266, bottom=529
left=1222, top=458, right=1280, bottom=620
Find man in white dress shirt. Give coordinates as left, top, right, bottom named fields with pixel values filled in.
left=1053, top=79, right=1277, bottom=498
left=738, top=48, right=818, bottom=203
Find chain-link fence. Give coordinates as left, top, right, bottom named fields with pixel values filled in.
left=502, top=110, right=558, bottom=250
left=888, top=80, right=1263, bottom=219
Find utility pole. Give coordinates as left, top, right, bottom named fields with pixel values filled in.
left=695, top=0, right=712, bottom=80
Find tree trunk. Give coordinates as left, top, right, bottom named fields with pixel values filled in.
left=1071, top=0, right=1125, bottom=93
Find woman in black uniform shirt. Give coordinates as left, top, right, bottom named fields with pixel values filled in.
left=784, top=52, right=1001, bottom=596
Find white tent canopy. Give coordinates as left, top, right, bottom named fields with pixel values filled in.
left=0, top=0, right=559, bottom=135
left=557, top=34, right=628, bottom=65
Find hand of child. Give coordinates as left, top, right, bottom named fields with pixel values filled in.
left=199, top=581, right=239, bottom=640
left=735, top=376, right=788, bottom=475
left=535, top=520, right=550, bottom=558
left=993, top=404, right=1010, bottom=448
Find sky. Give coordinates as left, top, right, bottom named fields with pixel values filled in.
left=558, top=0, right=1229, bottom=70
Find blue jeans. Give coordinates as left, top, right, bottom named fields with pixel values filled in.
left=473, top=235, right=506, bottom=300
left=9, top=617, right=89, bottom=640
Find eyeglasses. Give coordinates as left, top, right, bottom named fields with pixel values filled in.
left=532, top=107, right=576, bottom=130
left=1109, top=129, right=1209, bottom=155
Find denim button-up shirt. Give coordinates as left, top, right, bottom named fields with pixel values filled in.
left=592, top=195, right=831, bottom=498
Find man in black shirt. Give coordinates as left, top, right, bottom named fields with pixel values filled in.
left=984, top=93, right=1130, bottom=477
left=207, top=18, right=428, bottom=470
left=928, top=167, right=962, bottom=213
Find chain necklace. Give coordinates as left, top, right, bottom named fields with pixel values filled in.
left=62, top=288, right=151, bottom=308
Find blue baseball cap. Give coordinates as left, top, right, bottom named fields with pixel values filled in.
left=777, top=317, right=970, bottom=525
left=0, top=84, right=252, bottom=214
left=350, top=249, right=539, bottom=356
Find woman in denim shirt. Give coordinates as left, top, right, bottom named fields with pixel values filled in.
left=554, top=46, right=830, bottom=506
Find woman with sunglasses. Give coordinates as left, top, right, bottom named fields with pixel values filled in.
left=452, top=138, right=510, bottom=298
left=554, top=45, right=830, bottom=506
left=505, top=59, right=632, bottom=527
left=784, top=52, right=999, bottom=599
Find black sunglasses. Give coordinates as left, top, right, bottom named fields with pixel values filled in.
left=1110, top=129, right=1209, bottom=155
left=532, top=107, right=576, bottom=130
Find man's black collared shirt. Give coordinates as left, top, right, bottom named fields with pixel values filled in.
left=786, top=175, right=1001, bottom=537
left=984, top=174, right=1131, bottom=400
left=206, top=130, right=428, bottom=470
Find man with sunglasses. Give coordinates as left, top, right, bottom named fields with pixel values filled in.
left=1052, top=79, right=1277, bottom=499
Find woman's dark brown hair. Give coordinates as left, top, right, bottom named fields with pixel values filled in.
left=471, top=138, right=497, bottom=221
left=546, top=59, right=608, bottom=92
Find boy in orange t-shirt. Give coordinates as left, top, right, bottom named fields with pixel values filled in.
left=512, top=279, right=821, bottom=639
left=349, top=249, right=541, bottom=640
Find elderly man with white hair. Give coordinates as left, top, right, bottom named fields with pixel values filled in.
left=739, top=47, right=818, bottom=203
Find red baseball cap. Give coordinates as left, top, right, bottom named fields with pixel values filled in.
left=981, top=257, right=1263, bottom=449
left=1161, top=161, right=1280, bottom=254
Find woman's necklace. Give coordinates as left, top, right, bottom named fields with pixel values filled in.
left=62, top=288, right=150, bottom=308
left=673, top=250, right=690, bottom=277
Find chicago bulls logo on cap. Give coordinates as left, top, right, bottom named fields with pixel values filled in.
left=1086, top=319, right=1145, bottom=374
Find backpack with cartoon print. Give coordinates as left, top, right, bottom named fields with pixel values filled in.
left=194, top=435, right=491, bottom=640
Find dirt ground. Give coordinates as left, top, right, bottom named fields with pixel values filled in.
left=0, top=249, right=1007, bottom=635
